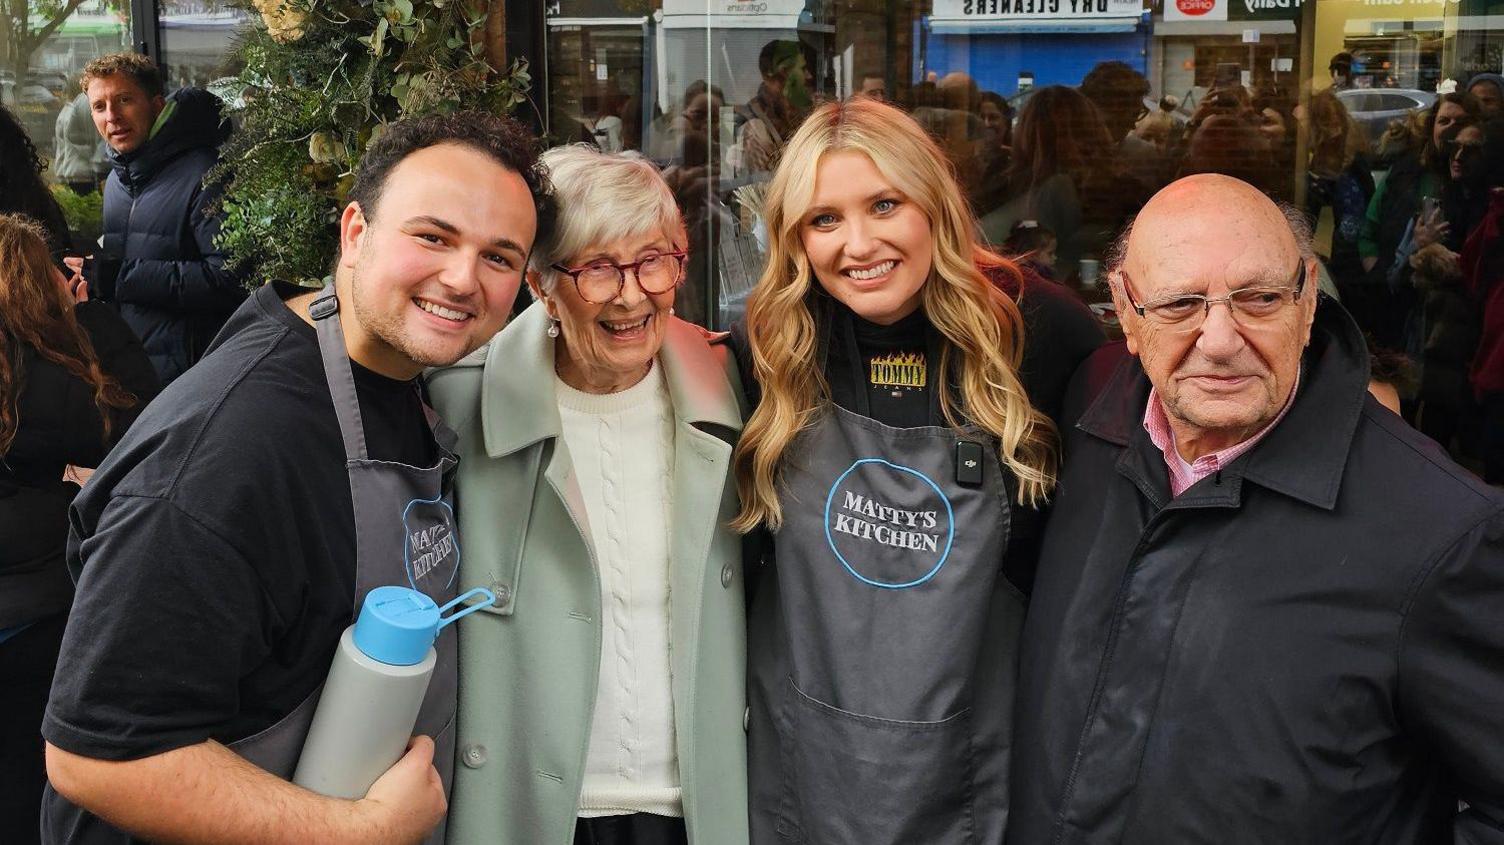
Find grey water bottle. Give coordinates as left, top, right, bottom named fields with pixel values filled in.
left=292, top=585, right=491, bottom=799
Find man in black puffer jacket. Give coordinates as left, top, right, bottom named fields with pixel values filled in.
left=83, top=53, right=243, bottom=384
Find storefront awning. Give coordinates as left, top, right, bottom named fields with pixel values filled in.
left=928, top=16, right=1141, bottom=33
left=1153, top=19, right=1295, bottom=36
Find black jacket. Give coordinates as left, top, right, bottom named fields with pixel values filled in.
left=1011, top=297, right=1504, bottom=844
left=0, top=302, right=159, bottom=627
left=96, top=87, right=242, bottom=385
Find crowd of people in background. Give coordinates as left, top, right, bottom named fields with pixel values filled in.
left=594, top=43, right=1504, bottom=485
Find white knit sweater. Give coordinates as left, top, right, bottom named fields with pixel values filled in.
left=555, top=363, right=683, bottom=818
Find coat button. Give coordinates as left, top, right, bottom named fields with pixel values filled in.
left=462, top=743, right=487, bottom=768
left=720, top=563, right=734, bottom=589
left=491, top=582, right=511, bottom=606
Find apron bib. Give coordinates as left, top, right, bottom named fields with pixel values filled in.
left=760, top=399, right=1016, bottom=845
left=227, top=286, right=461, bottom=844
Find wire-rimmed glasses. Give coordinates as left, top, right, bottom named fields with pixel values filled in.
left=1118, top=260, right=1307, bottom=332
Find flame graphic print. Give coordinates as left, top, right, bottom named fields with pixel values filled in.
left=869, top=351, right=927, bottom=390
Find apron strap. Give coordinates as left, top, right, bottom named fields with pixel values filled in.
left=310, top=285, right=369, bottom=462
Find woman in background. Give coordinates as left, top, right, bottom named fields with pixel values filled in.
left=980, top=85, right=1144, bottom=275
left=0, top=213, right=157, bottom=845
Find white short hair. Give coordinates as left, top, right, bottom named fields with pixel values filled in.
left=531, top=145, right=684, bottom=292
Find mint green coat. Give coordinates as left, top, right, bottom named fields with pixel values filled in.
left=427, top=303, right=749, bottom=845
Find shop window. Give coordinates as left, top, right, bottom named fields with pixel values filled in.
left=2, top=0, right=130, bottom=248
left=541, top=0, right=1504, bottom=470
left=157, top=0, right=252, bottom=90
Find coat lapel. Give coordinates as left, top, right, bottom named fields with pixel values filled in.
left=658, top=318, right=743, bottom=767
left=478, top=302, right=594, bottom=606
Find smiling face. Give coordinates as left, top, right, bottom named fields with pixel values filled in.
left=86, top=73, right=164, bottom=155
left=1112, top=175, right=1317, bottom=459
left=799, top=150, right=934, bottom=325
left=1433, top=100, right=1470, bottom=150
left=541, top=229, right=681, bottom=394
left=337, top=142, right=537, bottom=380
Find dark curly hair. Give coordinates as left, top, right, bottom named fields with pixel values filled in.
left=347, top=111, right=555, bottom=254
left=0, top=105, right=71, bottom=254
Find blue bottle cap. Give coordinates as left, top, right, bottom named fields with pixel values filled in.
left=352, top=585, right=496, bottom=666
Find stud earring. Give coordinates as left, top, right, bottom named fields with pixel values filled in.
left=668, top=306, right=676, bottom=316
left=547, top=321, right=560, bottom=338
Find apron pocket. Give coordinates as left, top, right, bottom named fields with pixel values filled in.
left=426, top=711, right=458, bottom=845
left=784, top=678, right=978, bottom=845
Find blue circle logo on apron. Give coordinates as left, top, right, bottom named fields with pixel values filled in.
left=823, top=458, right=955, bottom=589
left=402, top=496, right=461, bottom=593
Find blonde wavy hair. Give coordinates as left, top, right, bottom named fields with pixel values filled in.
left=732, top=98, right=1057, bottom=533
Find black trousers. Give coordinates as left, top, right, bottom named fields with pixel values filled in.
left=0, top=613, right=67, bottom=845
left=574, top=814, right=688, bottom=845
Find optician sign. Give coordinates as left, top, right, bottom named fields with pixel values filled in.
left=932, top=0, right=1142, bottom=20
left=660, top=0, right=834, bottom=28
left=661, top=0, right=820, bottom=19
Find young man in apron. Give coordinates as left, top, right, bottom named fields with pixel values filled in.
left=41, top=112, right=551, bottom=845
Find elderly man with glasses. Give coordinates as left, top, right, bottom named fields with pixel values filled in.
left=1009, top=174, right=1504, bottom=844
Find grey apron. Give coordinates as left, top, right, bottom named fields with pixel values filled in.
left=748, top=338, right=1021, bottom=844
left=226, top=285, right=462, bottom=842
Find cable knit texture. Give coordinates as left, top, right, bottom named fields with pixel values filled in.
left=555, top=362, right=682, bottom=818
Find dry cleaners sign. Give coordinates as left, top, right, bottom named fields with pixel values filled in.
left=933, top=0, right=1142, bottom=19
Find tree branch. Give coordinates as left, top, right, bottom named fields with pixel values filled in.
left=483, top=0, right=504, bottom=72
left=18, top=0, right=89, bottom=57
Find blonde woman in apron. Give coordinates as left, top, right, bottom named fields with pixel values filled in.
left=730, top=97, right=1084, bottom=845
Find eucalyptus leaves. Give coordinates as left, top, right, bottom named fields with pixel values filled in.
left=214, top=0, right=531, bottom=286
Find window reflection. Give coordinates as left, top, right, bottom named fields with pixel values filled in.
left=544, top=0, right=1504, bottom=470
left=156, top=0, right=253, bottom=90
left=0, top=1, right=129, bottom=174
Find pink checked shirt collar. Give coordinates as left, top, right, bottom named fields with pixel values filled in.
left=1142, top=372, right=1301, bottom=497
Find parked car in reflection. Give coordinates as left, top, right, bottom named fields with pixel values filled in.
left=0, top=71, right=65, bottom=159
left=1335, top=88, right=1435, bottom=146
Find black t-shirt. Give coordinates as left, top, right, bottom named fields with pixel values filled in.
left=42, top=282, right=436, bottom=845
left=827, top=304, right=934, bottom=428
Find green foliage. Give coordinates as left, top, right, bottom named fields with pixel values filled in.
left=50, top=183, right=103, bottom=248
left=214, top=0, right=531, bottom=286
